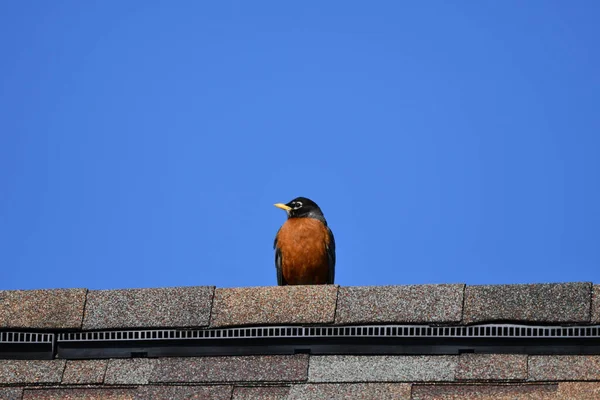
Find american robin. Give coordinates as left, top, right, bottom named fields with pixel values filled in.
left=273, top=197, right=336, bottom=285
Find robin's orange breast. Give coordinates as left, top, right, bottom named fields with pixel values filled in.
left=275, top=217, right=330, bottom=285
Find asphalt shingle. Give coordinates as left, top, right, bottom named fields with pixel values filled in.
left=557, top=382, right=600, bottom=399
left=0, top=288, right=86, bottom=329
left=411, top=384, right=558, bottom=399
left=591, top=284, right=600, bottom=323
left=23, top=388, right=136, bottom=400
left=151, top=355, right=309, bottom=383
left=457, top=354, right=527, bottom=381
left=0, top=360, right=66, bottom=385
left=335, top=284, right=464, bottom=324
left=286, top=383, right=411, bottom=400
left=528, top=355, right=600, bottom=381
left=82, top=286, right=214, bottom=329
left=308, top=355, right=457, bottom=382
left=232, top=386, right=290, bottom=400
left=0, top=388, right=23, bottom=400
left=463, top=282, right=591, bottom=324
left=62, top=360, right=108, bottom=384
left=135, top=385, right=233, bottom=400
left=210, top=285, right=337, bottom=327
left=105, top=359, right=155, bottom=385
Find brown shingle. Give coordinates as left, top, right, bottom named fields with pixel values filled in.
left=151, top=355, right=308, bottom=383
left=308, top=355, right=457, bottom=382
left=0, top=360, right=66, bottom=384
left=232, top=386, right=290, bottom=399
left=412, top=384, right=558, bottom=399
left=463, top=282, right=591, bottom=324
left=528, top=355, right=600, bottom=381
left=23, top=388, right=136, bottom=400
left=0, top=289, right=86, bottom=329
left=105, top=359, right=155, bottom=385
left=287, top=383, right=411, bottom=399
left=334, top=284, right=464, bottom=324
left=135, top=385, right=233, bottom=399
left=210, top=285, right=337, bottom=327
left=457, top=354, right=527, bottom=381
left=557, top=382, right=600, bottom=399
left=0, top=388, right=23, bottom=400
left=82, top=286, right=214, bottom=329
left=62, top=360, right=108, bottom=384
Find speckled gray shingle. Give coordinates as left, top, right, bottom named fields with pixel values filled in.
left=0, top=289, right=86, bottom=329
left=463, top=282, right=591, bottom=324
left=135, top=385, right=233, bottom=399
left=23, top=388, right=136, bottom=400
left=0, top=388, right=23, bottom=400
left=82, top=286, right=214, bottom=329
left=287, top=383, right=411, bottom=400
left=308, top=355, right=457, bottom=382
left=528, top=355, right=600, bottom=381
left=457, top=354, right=527, bottom=381
left=105, top=359, right=155, bottom=385
left=335, top=284, right=464, bottom=324
left=210, top=285, right=337, bottom=327
left=62, top=360, right=108, bottom=384
left=150, top=355, right=308, bottom=383
left=590, top=285, right=600, bottom=323
left=232, top=386, right=290, bottom=400
left=411, top=384, right=558, bottom=399
left=0, top=360, right=66, bottom=384
left=151, top=355, right=308, bottom=383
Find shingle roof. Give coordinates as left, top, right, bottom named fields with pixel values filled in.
left=0, top=289, right=86, bottom=329
left=335, top=284, right=464, bottom=324
left=1, top=282, right=599, bottom=399
left=210, top=286, right=337, bottom=327
left=83, top=286, right=214, bottom=330
left=463, top=282, right=591, bottom=324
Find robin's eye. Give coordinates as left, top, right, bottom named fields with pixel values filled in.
left=292, top=201, right=303, bottom=210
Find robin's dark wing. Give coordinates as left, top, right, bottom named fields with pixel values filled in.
left=274, top=233, right=286, bottom=285
left=326, top=226, right=336, bottom=284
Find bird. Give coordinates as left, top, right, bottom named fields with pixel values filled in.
left=273, top=197, right=336, bottom=285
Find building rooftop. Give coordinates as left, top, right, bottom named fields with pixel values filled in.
left=1, top=282, right=599, bottom=399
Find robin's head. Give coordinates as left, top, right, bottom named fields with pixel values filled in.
left=274, top=197, right=326, bottom=221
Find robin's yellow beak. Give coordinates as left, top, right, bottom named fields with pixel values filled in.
left=274, top=203, right=292, bottom=211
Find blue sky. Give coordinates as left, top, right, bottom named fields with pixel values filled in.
left=1, top=2, right=599, bottom=290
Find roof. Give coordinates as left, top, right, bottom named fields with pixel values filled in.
left=1, top=282, right=599, bottom=399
